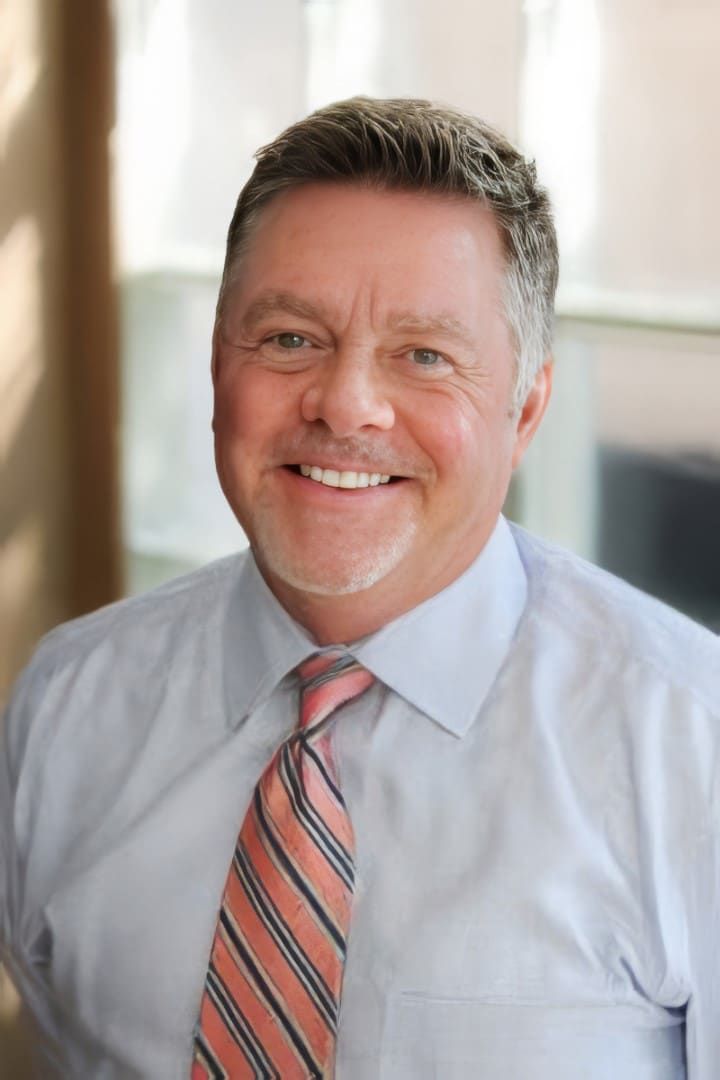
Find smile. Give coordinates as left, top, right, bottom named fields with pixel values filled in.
left=295, top=465, right=392, bottom=489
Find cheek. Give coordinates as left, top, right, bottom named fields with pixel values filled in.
left=411, top=395, right=496, bottom=472
left=214, top=366, right=294, bottom=441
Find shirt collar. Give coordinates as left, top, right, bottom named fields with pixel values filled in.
left=222, top=556, right=316, bottom=729
left=353, top=516, right=527, bottom=737
left=222, top=515, right=527, bottom=738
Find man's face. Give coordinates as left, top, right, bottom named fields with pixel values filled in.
left=213, top=183, right=550, bottom=628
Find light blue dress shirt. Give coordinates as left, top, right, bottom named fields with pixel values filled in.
left=2, top=518, right=720, bottom=1078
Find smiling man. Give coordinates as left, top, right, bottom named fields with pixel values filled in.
left=2, top=98, right=720, bottom=1079
left=212, top=180, right=549, bottom=641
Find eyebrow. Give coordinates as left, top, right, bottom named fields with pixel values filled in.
left=239, top=293, right=329, bottom=331
left=384, top=312, right=475, bottom=346
left=238, top=293, right=475, bottom=346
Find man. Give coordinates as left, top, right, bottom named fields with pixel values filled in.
left=1, top=97, right=719, bottom=1079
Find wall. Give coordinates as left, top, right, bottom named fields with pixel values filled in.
left=1, top=2, right=71, bottom=700
left=1, top=0, right=120, bottom=1069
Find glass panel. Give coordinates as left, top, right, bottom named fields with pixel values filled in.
left=113, top=0, right=306, bottom=592
left=512, top=323, right=720, bottom=630
left=593, top=327, right=720, bottom=629
left=517, top=0, right=720, bottom=628
left=113, top=0, right=527, bottom=593
left=522, top=0, right=720, bottom=320
left=113, top=0, right=305, bottom=272
left=113, top=0, right=720, bottom=627
left=121, top=270, right=244, bottom=593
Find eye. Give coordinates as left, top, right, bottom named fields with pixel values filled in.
left=272, top=332, right=310, bottom=349
left=409, top=348, right=444, bottom=367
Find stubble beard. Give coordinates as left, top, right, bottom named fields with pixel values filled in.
left=250, top=505, right=421, bottom=597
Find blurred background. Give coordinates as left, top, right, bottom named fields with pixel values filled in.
left=1, top=0, right=719, bottom=1070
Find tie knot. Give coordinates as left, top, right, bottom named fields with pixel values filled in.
left=298, top=651, right=375, bottom=732
left=297, top=649, right=348, bottom=685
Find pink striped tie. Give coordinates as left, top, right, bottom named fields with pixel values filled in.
left=191, top=651, right=374, bottom=1078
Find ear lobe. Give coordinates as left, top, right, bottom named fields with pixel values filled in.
left=511, top=360, right=553, bottom=468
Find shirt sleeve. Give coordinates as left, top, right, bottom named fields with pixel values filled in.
left=623, top=671, right=720, bottom=1080
left=0, top=650, right=55, bottom=1003
left=1, top=669, right=27, bottom=959
left=684, top=784, right=720, bottom=1077
left=0, top=711, right=14, bottom=954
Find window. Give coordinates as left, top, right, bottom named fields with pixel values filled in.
left=113, top=0, right=720, bottom=627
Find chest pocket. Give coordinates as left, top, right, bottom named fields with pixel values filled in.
left=379, top=993, right=686, bottom=1080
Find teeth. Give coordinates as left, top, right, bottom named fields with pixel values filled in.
left=298, top=465, right=393, bottom=489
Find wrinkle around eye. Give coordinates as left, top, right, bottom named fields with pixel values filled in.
left=400, top=347, right=454, bottom=377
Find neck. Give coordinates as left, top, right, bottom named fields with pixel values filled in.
left=256, top=548, right=487, bottom=645
left=268, top=584, right=412, bottom=645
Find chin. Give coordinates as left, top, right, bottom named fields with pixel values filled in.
left=254, top=525, right=418, bottom=598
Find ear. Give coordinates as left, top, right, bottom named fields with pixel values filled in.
left=511, top=360, right=553, bottom=469
left=211, top=323, right=221, bottom=387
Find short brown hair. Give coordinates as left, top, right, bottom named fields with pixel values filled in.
left=219, top=96, right=558, bottom=407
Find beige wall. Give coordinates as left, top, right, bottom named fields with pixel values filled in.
left=1, top=5, right=66, bottom=1071
left=377, top=0, right=523, bottom=134
left=1, top=0, right=119, bottom=1069
left=2, top=0, right=120, bottom=701
left=598, top=0, right=720, bottom=299
left=1, top=2, right=71, bottom=699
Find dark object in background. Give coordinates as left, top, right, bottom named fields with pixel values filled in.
left=598, top=447, right=720, bottom=632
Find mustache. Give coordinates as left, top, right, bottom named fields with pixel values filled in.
left=274, top=432, right=415, bottom=475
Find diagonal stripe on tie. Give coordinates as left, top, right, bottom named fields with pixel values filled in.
left=278, top=740, right=355, bottom=888
left=233, top=843, right=338, bottom=1028
left=192, top=651, right=374, bottom=1079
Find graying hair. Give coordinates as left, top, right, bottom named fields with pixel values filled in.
left=218, top=96, right=558, bottom=409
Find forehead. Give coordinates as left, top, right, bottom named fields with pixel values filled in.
left=225, top=183, right=508, bottom=328
left=241, top=182, right=504, bottom=263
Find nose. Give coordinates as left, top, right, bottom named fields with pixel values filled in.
left=300, top=349, right=395, bottom=436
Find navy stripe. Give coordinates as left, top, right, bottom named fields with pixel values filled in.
left=192, top=1030, right=229, bottom=1079
left=235, top=843, right=337, bottom=1030
left=254, top=788, right=346, bottom=957
left=206, top=963, right=276, bottom=1077
left=301, top=655, right=358, bottom=692
left=220, top=910, right=322, bottom=1077
left=280, top=741, right=355, bottom=888
left=302, top=738, right=346, bottom=807
left=280, top=740, right=354, bottom=885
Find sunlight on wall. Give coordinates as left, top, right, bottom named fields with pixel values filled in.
left=0, top=4, right=46, bottom=1060
left=0, top=218, right=45, bottom=697
left=1, top=516, right=44, bottom=668
left=514, top=0, right=601, bottom=557
left=114, top=0, right=192, bottom=272
left=306, top=0, right=383, bottom=108
left=521, top=0, right=601, bottom=279
left=0, top=0, right=51, bottom=700
left=0, top=1, right=39, bottom=152
left=0, top=218, right=43, bottom=459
